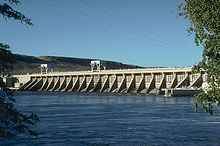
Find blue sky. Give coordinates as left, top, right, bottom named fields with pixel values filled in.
left=0, top=0, right=203, bottom=67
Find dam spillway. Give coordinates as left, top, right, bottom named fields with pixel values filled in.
left=11, top=67, right=206, bottom=96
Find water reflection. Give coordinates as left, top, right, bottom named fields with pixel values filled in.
left=28, top=92, right=194, bottom=105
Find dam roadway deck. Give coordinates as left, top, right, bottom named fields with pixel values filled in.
left=12, top=67, right=206, bottom=96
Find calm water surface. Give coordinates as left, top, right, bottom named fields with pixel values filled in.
left=1, top=92, right=220, bottom=145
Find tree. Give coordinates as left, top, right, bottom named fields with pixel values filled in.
left=0, top=0, right=39, bottom=137
left=0, top=43, right=15, bottom=76
left=178, top=0, right=220, bottom=114
left=0, top=0, right=32, bottom=25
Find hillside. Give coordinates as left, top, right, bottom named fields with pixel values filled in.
left=10, top=54, right=142, bottom=75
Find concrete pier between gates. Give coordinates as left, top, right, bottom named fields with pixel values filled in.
left=8, top=67, right=206, bottom=96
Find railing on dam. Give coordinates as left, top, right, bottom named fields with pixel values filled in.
left=24, top=67, right=192, bottom=75
left=11, top=67, right=206, bottom=96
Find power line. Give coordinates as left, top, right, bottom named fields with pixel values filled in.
left=25, top=0, right=190, bottom=53
left=54, top=0, right=193, bottom=50
left=78, top=0, right=193, bottom=46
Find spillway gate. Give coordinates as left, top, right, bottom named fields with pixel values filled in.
left=12, top=67, right=206, bottom=95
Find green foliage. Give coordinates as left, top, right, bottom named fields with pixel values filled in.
left=0, top=88, right=39, bottom=137
left=0, top=43, right=15, bottom=76
left=0, top=44, right=39, bottom=137
left=0, top=0, right=39, bottom=137
left=0, top=0, right=32, bottom=25
left=178, top=0, right=220, bottom=114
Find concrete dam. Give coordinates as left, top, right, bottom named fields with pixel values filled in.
left=11, top=66, right=206, bottom=96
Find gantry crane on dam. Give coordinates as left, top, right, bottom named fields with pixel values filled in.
left=6, top=60, right=207, bottom=96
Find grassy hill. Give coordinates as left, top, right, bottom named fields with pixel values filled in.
left=10, top=54, right=142, bottom=75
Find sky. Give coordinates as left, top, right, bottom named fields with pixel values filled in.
left=0, top=0, right=203, bottom=67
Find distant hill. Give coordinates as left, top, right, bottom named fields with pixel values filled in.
left=10, top=54, right=143, bottom=75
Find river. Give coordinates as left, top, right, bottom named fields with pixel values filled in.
left=1, top=92, right=220, bottom=145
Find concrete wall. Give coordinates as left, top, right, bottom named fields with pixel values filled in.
left=11, top=67, right=206, bottom=94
